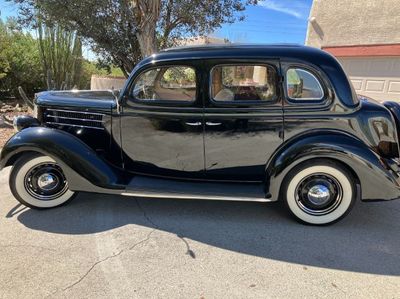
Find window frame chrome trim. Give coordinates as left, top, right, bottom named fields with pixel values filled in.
left=209, top=63, right=279, bottom=106
left=130, top=65, right=198, bottom=104
left=286, top=67, right=325, bottom=101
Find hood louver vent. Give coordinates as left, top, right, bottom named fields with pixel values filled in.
left=44, top=109, right=105, bottom=130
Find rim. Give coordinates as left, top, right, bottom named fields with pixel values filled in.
left=24, top=162, right=69, bottom=201
left=294, top=173, right=343, bottom=216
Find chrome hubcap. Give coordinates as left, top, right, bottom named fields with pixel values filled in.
left=37, top=173, right=59, bottom=191
left=295, top=173, right=343, bottom=216
left=307, top=184, right=331, bottom=205
left=24, top=163, right=68, bottom=201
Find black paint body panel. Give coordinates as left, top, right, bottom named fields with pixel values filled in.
left=0, top=127, right=126, bottom=190
left=2, top=45, right=400, bottom=201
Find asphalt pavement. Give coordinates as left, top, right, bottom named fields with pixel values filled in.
left=0, top=167, right=399, bottom=298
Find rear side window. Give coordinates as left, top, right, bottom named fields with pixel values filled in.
left=211, top=65, right=277, bottom=102
left=287, top=68, right=324, bottom=100
left=132, top=66, right=196, bottom=102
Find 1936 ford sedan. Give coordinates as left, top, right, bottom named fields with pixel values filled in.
left=2, top=44, right=400, bottom=225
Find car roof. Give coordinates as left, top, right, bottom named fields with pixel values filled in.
left=132, top=44, right=358, bottom=108
left=147, top=43, right=326, bottom=61
left=161, top=43, right=303, bottom=53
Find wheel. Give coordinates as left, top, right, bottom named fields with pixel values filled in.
left=282, top=160, right=355, bottom=225
left=9, top=153, right=76, bottom=209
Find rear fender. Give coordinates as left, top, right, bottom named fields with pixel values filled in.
left=266, top=130, right=400, bottom=201
left=0, top=127, right=126, bottom=191
left=383, top=101, right=400, bottom=131
left=383, top=101, right=400, bottom=157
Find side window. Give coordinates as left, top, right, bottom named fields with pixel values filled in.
left=132, top=66, right=196, bottom=102
left=286, top=68, right=324, bottom=100
left=211, top=65, right=277, bottom=102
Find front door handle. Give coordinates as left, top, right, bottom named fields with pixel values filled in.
left=185, top=121, right=202, bottom=126
left=206, top=122, right=222, bottom=126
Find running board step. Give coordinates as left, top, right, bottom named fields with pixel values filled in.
left=123, top=176, right=270, bottom=202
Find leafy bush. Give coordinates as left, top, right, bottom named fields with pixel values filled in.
left=0, top=19, right=44, bottom=100
left=0, top=19, right=124, bottom=100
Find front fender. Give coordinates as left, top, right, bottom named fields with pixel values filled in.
left=0, top=127, right=125, bottom=190
left=266, top=130, right=400, bottom=201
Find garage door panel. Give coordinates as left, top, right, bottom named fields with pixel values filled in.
left=365, top=80, right=385, bottom=93
left=340, top=57, right=400, bottom=77
left=351, top=79, right=363, bottom=91
left=339, top=56, right=400, bottom=101
left=388, top=81, right=400, bottom=94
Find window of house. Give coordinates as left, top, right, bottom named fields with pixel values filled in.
left=211, top=65, right=277, bottom=102
left=286, top=68, right=324, bottom=100
left=132, top=66, right=196, bottom=102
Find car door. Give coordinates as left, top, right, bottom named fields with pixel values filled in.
left=203, top=61, right=284, bottom=182
left=120, top=63, right=205, bottom=179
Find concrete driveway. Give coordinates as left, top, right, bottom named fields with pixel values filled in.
left=0, top=167, right=399, bottom=299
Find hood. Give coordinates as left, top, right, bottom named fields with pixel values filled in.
left=35, top=90, right=117, bottom=110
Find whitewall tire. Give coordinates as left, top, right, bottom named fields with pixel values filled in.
left=283, top=160, right=355, bottom=225
left=10, top=154, right=76, bottom=209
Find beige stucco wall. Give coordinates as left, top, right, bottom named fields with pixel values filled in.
left=306, top=0, right=400, bottom=48
left=179, top=36, right=229, bottom=46
left=91, top=75, right=126, bottom=91
left=305, top=0, right=400, bottom=101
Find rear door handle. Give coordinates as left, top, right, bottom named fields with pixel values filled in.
left=206, top=122, right=222, bottom=126
left=185, top=121, right=202, bottom=126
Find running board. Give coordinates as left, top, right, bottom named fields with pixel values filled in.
left=122, top=176, right=270, bottom=202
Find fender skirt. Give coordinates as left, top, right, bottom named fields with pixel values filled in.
left=266, top=131, right=400, bottom=201
left=0, top=127, right=126, bottom=191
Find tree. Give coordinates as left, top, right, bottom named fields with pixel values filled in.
left=0, top=19, right=44, bottom=98
left=12, top=0, right=258, bottom=75
left=0, top=20, right=11, bottom=80
left=37, top=20, right=83, bottom=90
left=132, top=0, right=161, bottom=56
left=0, top=19, right=100, bottom=97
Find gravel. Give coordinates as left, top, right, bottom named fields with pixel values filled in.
left=0, top=110, right=30, bottom=147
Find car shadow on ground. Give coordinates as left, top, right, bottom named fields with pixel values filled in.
left=10, top=192, right=400, bottom=276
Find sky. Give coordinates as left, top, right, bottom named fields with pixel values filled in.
left=0, top=0, right=313, bottom=50
left=0, top=0, right=17, bottom=21
left=216, top=0, right=313, bottom=44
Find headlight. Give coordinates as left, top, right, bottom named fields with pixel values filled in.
left=13, top=115, right=40, bottom=132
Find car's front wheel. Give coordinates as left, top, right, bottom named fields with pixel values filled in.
left=10, top=154, right=76, bottom=209
left=283, top=160, right=356, bottom=225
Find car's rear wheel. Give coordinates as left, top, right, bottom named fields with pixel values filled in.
left=9, top=154, right=76, bottom=209
left=282, top=160, right=355, bottom=225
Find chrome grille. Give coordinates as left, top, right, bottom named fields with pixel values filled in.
left=44, top=109, right=105, bottom=130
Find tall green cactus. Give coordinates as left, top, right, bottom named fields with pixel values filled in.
left=37, top=20, right=83, bottom=90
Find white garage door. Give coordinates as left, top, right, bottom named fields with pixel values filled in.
left=338, top=56, right=400, bottom=102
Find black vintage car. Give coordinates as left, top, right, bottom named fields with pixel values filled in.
left=2, top=44, right=400, bottom=225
